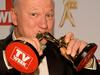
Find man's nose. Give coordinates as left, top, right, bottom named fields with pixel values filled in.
left=39, top=16, right=48, bottom=29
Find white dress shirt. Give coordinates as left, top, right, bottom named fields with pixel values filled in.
left=34, top=56, right=49, bottom=75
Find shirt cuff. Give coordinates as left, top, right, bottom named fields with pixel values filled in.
left=84, top=57, right=97, bottom=70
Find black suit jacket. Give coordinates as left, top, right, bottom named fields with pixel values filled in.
left=0, top=33, right=100, bottom=75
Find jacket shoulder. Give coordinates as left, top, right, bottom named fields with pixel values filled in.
left=0, top=34, right=12, bottom=50
left=0, top=39, right=5, bottom=45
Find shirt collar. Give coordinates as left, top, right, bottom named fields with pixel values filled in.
left=12, top=31, right=17, bottom=40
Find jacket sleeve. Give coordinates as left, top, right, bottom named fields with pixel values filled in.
left=0, top=50, right=9, bottom=72
left=0, top=50, right=20, bottom=75
left=77, top=59, right=100, bottom=75
left=77, top=68, right=100, bottom=75
left=62, top=54, right=100, bottom=75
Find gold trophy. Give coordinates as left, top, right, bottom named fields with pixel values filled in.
left=36, top=32, right=97, bottom=71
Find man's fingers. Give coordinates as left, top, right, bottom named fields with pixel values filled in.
left=66, top=40, right=76, bottom=55
left=65, top=32, right=74, bottom=44
left=60, top=32, right=87, bottom=59
left=79, top=40, right=87, bottom=53
left=60, top=47, right=66, bottom=55
left=71, top=39, right=81, bottom=57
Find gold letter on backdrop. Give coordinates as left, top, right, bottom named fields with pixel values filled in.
left=59, top=0, right=78, bottom=27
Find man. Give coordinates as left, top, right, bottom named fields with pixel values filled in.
left=0, top=0, right=100, bottom=75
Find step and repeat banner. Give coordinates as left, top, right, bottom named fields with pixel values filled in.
left=0, top=0, right=100, bottom=63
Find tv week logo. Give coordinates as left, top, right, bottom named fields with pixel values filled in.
left=0, top=0, right=12, bottom=25
left=10, top=47, right=33, bottom=69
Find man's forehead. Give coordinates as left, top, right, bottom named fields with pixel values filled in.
left=15, top=0, right=54, bottom=8
left=15, top=0, right=54, bottom=3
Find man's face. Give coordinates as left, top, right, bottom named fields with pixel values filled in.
left=11, top=0, right=54, bottom=38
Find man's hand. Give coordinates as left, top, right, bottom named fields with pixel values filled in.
left=60, top=32, right=87, bottom=58
left=60, top=32, right=96, bottom=69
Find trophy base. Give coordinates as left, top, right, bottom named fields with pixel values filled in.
left=74, top=43, right=97, bottom=71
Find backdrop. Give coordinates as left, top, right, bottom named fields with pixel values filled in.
left=0, top=0, right=100, bottom=63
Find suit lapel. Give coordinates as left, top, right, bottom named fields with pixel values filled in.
left=45, top=41, right=75, bottom=75
left=45, top=42, right=65, bottom=75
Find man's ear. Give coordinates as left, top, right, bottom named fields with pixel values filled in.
left=10, top=8, right=17, bottom=26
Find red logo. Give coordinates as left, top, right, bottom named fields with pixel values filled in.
left=10, top=47, right=33, bottom=69
left=0, top=0, right=12, bottom=25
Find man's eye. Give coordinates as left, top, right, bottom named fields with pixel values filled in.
left=32, top=13, right=37, bottom=16
left=46, top=14, right=54, bottom=18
